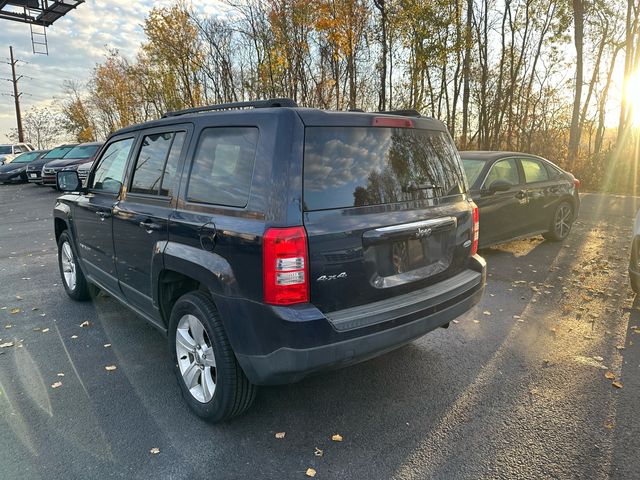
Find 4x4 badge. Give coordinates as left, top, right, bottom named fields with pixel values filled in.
left=317, top=272, right=348, bottom=282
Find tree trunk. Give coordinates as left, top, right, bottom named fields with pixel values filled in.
left=374, top=0, right=387, bottom=111
left=461, top=0, right=472, bottom=148
left=567, top=0, right=584, bottom=169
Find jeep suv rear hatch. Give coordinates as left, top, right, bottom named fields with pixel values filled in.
left=301, top=114, right=475, bottom=316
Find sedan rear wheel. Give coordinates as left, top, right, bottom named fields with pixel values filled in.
left=543, top=201, right=574, bottom=242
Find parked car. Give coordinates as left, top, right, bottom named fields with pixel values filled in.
left=0, top=142, right=35, bottom=165
left=0, top=149, right=48, bottom=183
left=54, top=99, right=486, bottom=422
left=41, top=142, right=102, bottom=187
left=27, top=144, right=77, bottom=185
left=461, top=151, right=580, bottom=248
left=630, top=210, right=640, bottom=293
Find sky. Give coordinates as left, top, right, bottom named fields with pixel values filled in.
left=0, top=0, right=226, bottom=143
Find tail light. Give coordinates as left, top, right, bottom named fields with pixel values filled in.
left=263, top=226, right=309, bottom=305
left=574, top=178, right=581, bottom=189
left=470, top=202, right=479, bottom=256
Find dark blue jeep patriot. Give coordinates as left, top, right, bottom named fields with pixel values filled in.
left=54, top=99, right=486, bottom=422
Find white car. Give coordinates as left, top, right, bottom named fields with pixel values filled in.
left=0, top=143, right=35, bottom=165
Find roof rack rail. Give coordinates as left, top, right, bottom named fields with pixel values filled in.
left=163, top=98, right=298, bottom=118
left=376, top=109, right=421, bottom=118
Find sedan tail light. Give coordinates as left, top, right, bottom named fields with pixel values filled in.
left=263, top=226, right=309, bottom=305
left=470, top=202, right=479, bottom=256
left=574, top=178, right=581, bottom=189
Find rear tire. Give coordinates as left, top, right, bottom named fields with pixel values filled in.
left=543, top=201, right=574, bottom=242
left=57, top=231, right=92, bottom=301
left=169, top=291, right=257, bottom=423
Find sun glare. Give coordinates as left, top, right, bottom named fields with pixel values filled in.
left=625, top=69, right=640, bottom=127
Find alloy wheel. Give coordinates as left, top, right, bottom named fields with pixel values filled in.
left=176, top=314, right=217, bottom=403
left=60, top=241, right=77, bottom=291
left=554, top=205, right=572, bottom=239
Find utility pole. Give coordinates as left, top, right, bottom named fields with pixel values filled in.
left=9, top=46, right=24, bottom=142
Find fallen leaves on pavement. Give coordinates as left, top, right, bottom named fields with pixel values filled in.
left=10, top=308, right=20, bottom=314
left=331, top=434, right=343, bottom=442
left=0, top=342, right=14, bottom=348
left=305, top=468, right=316, bottom=477
left=314, top=447, right=323, bottom=457
left=51, top=381, right=62, bottom=389
left=105, top=365, right=117, bottom=371
left=612, top=381, right=623, bottom=389
left=275, top=432, right=285, bottom=439
left=150, top=447, right=160, bottom=454
left=80, top=321, right=90, bottom=328
left=604, top=371, right=616, bottom=380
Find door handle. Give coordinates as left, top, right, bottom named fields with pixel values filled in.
left=139, top=220, right=162, bottom=233
left=96, top=210, right=110, bottom=220
left=515, top=190, right=527, bottom=199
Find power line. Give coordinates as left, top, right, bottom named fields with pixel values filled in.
left=4, top=46, right=24, bottom=142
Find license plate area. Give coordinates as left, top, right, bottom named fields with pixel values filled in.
left=363, top=217, right=456, bottom=289
left=29, top=173, right=37, bottom=178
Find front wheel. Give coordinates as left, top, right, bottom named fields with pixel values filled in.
left=169, top=291, right=257, bottom=423
left=543, top=201, right=574, bottom=242
left=57, top=231, right=92, bottom=301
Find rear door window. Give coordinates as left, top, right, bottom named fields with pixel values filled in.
left=303, top=127, right=465, bottom=210
left=130, top=131, right=185, bottom=196
left=186, top=127, right=258, bottom=207
left=521, top=158, right=549, bottom=184
left=483, top=159, right=520, bottom=188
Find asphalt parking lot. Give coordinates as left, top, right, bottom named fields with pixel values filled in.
left=1, top=183, right=640, bottom=479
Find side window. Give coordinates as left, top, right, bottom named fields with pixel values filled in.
left=545, top=163, right=563, bottom=179
left=521, top=158, right=549, bottom=184
left=92, top=138, right=134, bottom=194
left=13, top=145, right=24, bottom=154
left=130, top=133, right=173, bottom=195
left=187, top=127, right=259, bottom=207
left=160, top=131, right=186, bottom=197
left=483, top=159, right=519, bottom=188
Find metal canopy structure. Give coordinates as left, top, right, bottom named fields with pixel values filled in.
left=0, top=0, right=84, bottom=26
left=0, top=1, right=85, bottom=54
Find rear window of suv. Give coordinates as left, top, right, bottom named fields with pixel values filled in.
left=303, top=127, right=465, bottom=210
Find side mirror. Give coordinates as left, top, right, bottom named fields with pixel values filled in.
left=483, top=179, right=512, bottom=195
left=57, top=170, right=82, bottom=192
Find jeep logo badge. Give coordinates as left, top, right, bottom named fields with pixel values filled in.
left=416, top=227, right=433, bottom=238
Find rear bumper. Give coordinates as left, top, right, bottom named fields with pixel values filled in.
left=227, top=255, right=486, bottom=385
